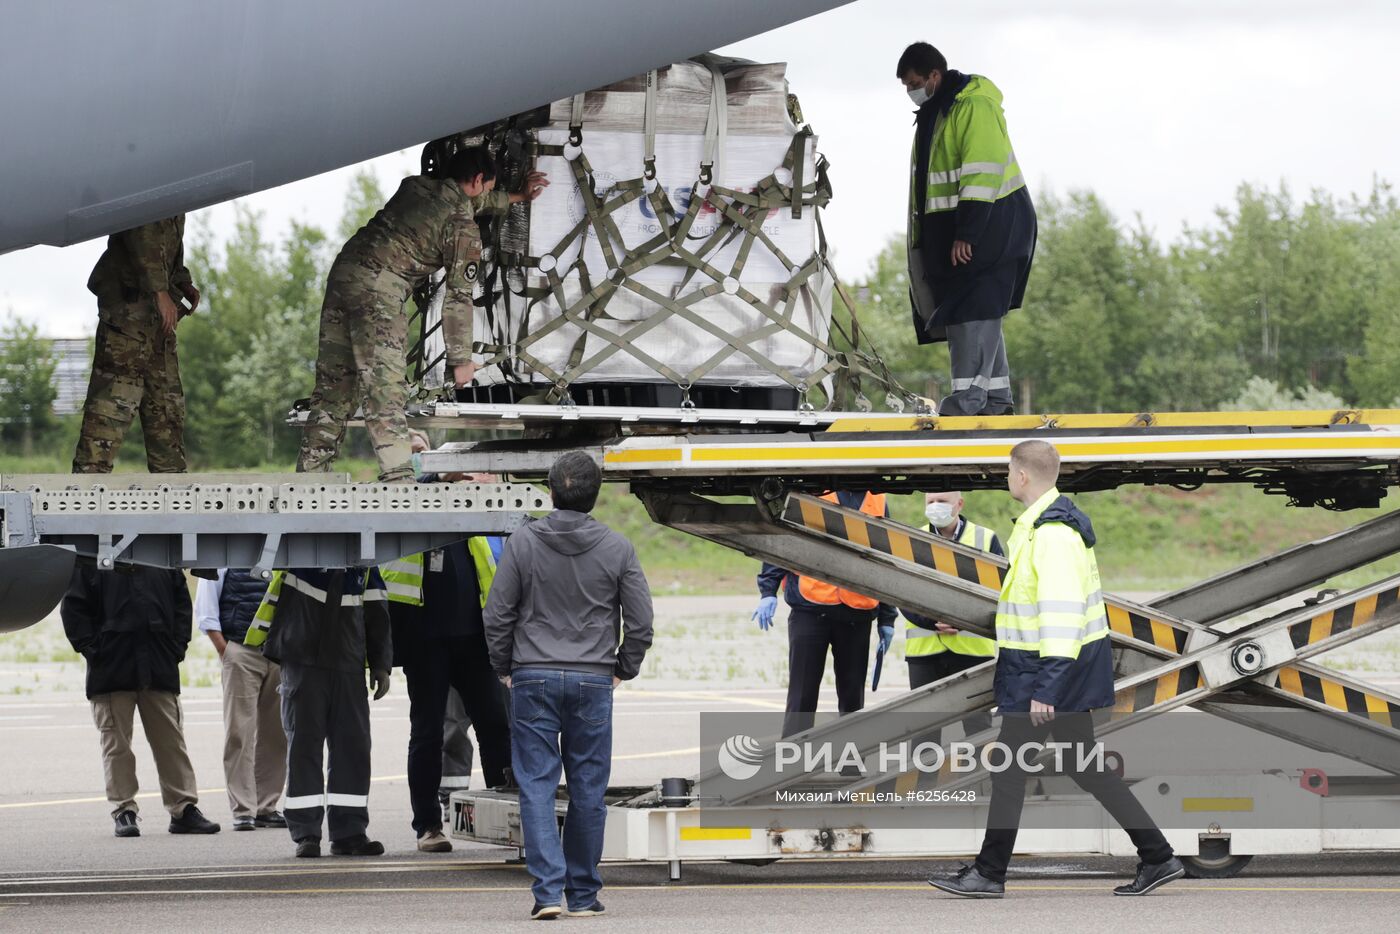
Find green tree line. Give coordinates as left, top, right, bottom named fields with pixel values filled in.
left=2, top=176, right=1397, bottom=468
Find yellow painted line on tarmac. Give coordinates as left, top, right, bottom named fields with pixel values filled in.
left=621, top=688, right=787, bottom=711
left=614, top=746, right=702, bottom=761
left=0, top=741, right=710, bottom=809
left=0, top=863, right=523, bottom=888
left=0, top=773, right=409, bottom=811
left=7, top=881, right=1400, bottom=899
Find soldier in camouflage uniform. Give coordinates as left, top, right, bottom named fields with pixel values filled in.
left=297, top=148, right=547, bottom=482
left=74, top=216, right=198, bottom=474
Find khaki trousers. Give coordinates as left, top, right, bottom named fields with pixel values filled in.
left=221, top=640, right=288, bottom=818
left=90, top=690, right=199, bottom=818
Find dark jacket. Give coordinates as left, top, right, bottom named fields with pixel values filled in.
left=390, top=539, right=485, bottom=668
left=993, top=496, right=1115, bottom=712
left=757, top=491, right=898, bottom=628
left=218, top=568, right=269, bottom=645
left=61, top=559, right=192, bottom=699
left=910, top=71, right=1036, bottom=342
left=484, top=510, right=654, bottom=680
left=261, top=568, right=392, bottom=674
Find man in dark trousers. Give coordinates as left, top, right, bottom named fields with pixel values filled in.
left=61, top=558, right=220, bottom=837
left=754, top=490, right=898, bottom=737
left=484, top=451, right=654, bottom=921
left=247, top=567, right=392, bottom=858
left=928, top=441, right=1184, bottom=898
left=385, top=535, right=512, bottom=853
left=898, top=41, right=1036, bottom=417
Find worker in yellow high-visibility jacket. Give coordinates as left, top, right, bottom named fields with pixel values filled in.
left=897, top=41, right=1036, bottom=417
left=903, top=491, right=1002, bottom=690
left=928, top=441, right=1183, bottom=900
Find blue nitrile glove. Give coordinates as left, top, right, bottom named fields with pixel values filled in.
left=878, top=625, right=894, bottom=654
left=753, top=596, right=778, bottom=631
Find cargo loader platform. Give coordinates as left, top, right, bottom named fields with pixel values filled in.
left=423, top=406, right=1400, bottom=507
left=443, top=407, right=1400, bottom=880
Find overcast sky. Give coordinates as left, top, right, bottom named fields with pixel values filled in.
left=3, top=0, right=1396, bottom=337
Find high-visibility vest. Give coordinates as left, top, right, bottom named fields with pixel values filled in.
left=905, top=519, right=999, bottom=658
left=995, top=488, right=1108, bottom=657
left=243, top=571, right=284, bottom=647
left=381, top=537, right=500, bottom=608
left=796, top=493, right=886, bottom=610
left=908, top=75, right=1024, bottom=238
left=243, top=568, right=387, bottom=648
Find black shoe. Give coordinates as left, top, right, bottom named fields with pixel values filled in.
left=330, top=835, right=385, bottom=857
left=169, top=804, right=221, bottom=835
left=927, top=864, right=1005, bottom=899
left=295, top=840, right=321, bottom=858
left=529, top=904, right=562, bottom=921
left=113, top=809, right=140, bottom=838
left=565, top=901, right=605, bottom=918
left=255, top=811, right=287, bottom=828
left=233, top=816, right=257, bottom=831
left=1114, top=856, right=1185, bottom=896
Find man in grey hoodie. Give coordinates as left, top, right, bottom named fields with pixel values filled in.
left=484, top=451, right=654, bottom=921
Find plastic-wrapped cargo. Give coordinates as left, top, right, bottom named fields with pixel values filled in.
left=428, top=55, right=838, bottom=407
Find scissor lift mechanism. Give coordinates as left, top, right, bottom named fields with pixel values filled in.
left=6, top=408, right=1400, bottom=876
left=435, top=408, right=1400, bottom=879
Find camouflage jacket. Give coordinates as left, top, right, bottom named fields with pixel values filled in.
left=87, top=216, right=192, bottom=305
left=337, top=176, right=510, bottom=366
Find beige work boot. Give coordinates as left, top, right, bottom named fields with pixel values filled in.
left=417, top=829, right=453, bottom=853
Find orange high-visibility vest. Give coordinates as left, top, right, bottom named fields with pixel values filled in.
left=796, top=492, right=886, bottom=610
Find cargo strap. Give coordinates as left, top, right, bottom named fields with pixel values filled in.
left=460, top=65, right=914, bottom=411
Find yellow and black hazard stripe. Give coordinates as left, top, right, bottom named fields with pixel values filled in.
left=1112, top=664, right=1203, bottom=718
left=785, top=494, right=1194, bottom=654
left=1275, top=666, right=1400, bottom=725
left=1106, top=605, right=1190, bottom=654
left=784, top=496, right=1004, bottom=591
left=1288, top=586, right=1400, bottom=650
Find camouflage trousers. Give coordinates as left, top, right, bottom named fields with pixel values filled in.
left=73, top=297, right=186, bottom=474
left=297, top=267, right=415, bottom=482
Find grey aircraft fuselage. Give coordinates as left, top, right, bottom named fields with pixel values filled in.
left=0, top=0, right=849, bottom=255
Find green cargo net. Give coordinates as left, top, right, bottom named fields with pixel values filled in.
left=409, top=69, right=915, bottom=414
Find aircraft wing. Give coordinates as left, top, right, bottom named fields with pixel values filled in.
left=0, top=0, right=851, bottom=254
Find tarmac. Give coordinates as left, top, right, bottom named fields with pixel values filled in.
left=3, top=595, right=1399, bottom=931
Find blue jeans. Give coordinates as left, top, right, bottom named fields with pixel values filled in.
left=510, top=668, right=613, bottom=909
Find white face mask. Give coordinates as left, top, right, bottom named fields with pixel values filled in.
left=925, top=502, right=957, bottom=528
left=907, top=86, right=930, bottom=106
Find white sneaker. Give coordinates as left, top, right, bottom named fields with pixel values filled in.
left=417, top=829, right=453, bottom=853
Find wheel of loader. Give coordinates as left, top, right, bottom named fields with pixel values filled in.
left=725, top=858, right=781, bottom=868
left=1181, top=838, right=1254, bottom=878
